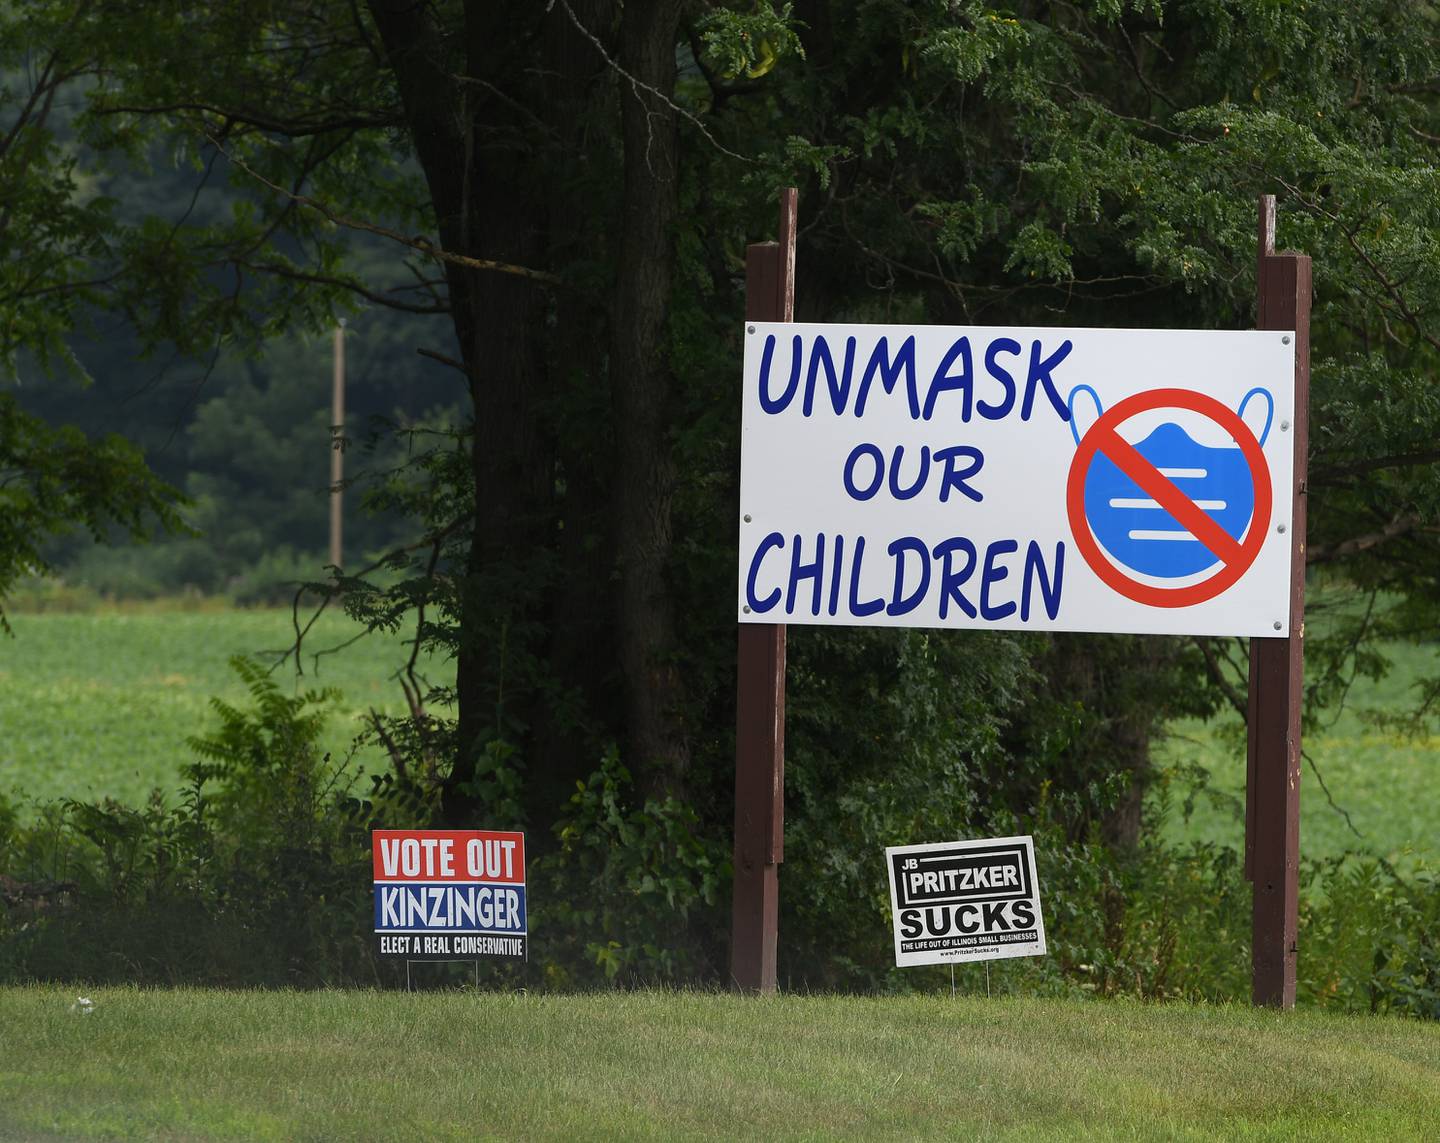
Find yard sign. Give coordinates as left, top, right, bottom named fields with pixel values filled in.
left=739, top=323, right=1295, bottom=638
left=373, top=830, right=527, bottom=961
left=885, top=836, right=1047, bottom=967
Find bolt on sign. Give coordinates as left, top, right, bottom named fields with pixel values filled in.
left=885, top=837, right=1047, bottom=967
left=373, top=830, right=527, bottom=961
left=739, top=324, right=1295, bottom=637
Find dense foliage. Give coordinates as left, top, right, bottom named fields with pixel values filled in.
left=3, top=670, right=1437, bottom=1012
left=5, top=2, right=1440, bottom=991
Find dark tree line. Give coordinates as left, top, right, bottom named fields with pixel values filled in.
left=6, top=1, right=1440, bottom=978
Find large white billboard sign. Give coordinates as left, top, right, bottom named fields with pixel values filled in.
left=738, top=322, right=1295, bottom=637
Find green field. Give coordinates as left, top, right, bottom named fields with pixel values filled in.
left=1, top=988, right=1436, bottom=1140
left=3, top=605, right=1437, bottom=869
left=0, top=606, right=440, bottom=810
left=1153, top=641, right=1440, bottom=866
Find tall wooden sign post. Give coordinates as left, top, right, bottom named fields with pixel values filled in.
left=1247, top=195, right=1311, bottom=1007
left=729, top=192, right=1311, bottom=1007
left=731, top=189, right=796, bottom=994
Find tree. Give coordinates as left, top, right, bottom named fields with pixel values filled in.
left=0, top=6, right=189, bottom=624
left=9, top=0, right=1440, bottom=980
left=724, top=0, right=1440, bottom=845
left=0, top=396, right=181, bottom=626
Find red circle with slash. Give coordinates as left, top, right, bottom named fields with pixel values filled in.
left=1066, top=388, right=1273, bottom=608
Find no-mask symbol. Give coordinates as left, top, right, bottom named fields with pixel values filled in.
left=1065, top=386, right=1274, bottom=608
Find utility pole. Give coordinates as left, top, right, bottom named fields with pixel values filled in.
left=329, top=319, right=346, bottom=571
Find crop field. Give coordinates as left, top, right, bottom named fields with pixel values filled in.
left=1153, top=640, right=1440, bottom=867
left=0, top=604, right=439, bottom=811
left=2, top=603, right=1437, bottom=871
left=1, top=987, right=1438, bottom=1140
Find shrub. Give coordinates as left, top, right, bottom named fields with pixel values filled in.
left=0, top=658, right=379, bottom=986
left=3, top=659, right=1435, bottom=1009
left=1299, top=855, right=1440, bottom=1018
left=534, top=747, right=727, bottom=988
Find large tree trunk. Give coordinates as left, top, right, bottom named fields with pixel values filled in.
left=368, top=1, right=556, bottom=827
left=526, top=0, right=620, bottom=833
left=448, top=206, right=552, bottom=827
left=610, top=0, right=689, bottom=798
left=369, top=0, right=690, bottom=826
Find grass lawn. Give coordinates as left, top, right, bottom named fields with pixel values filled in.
left=1153, top=640, right=1440, bottom=867
left=0, top=606, right=440, bottom=811
left=1, top=988, right=1437, bottom=1141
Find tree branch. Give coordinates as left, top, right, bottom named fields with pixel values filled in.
left=93, top=101, right=400, bottom=138
left=269, top=512, right=475, bottom=677
left=1312, top=449, right=1440, bottom=483
left=212, top=137, right=563, bottom=285
left=1192, top=636, right=1248, bottom=719
left=238, top=258, right=451, bottom=313
left=1302, top=749, right=1364, bottom=839
left=552, top=0, right=752, bottom=164
left=368, top=708, right=409, bottom=780
left=1274, top=175, right=1440, bottom=356
left=416, top=347, right=468, bottom=374
left=1308, top=513, right=1425, bottom=565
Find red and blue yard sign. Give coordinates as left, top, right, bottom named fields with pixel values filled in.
left=372, top=829, right=526, bottom=960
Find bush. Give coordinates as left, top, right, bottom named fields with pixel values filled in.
left=3, top=658, right=1435, bottom=1009
left=533, top=747, right=727, bottom=987
left=0, top=658, right=380, bottom=986
left=1299, top=855, right=1440, bottom=1018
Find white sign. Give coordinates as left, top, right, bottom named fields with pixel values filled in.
left=739, top=323, right=1295, bottom=637
left=885, top=836, right=1047, bottom=967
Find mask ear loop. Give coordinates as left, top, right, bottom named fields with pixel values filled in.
left=1067, top=384, right=1103, bottom=446
left=1237, top=387, right=1273, bottom=448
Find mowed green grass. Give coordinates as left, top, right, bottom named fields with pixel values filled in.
left=1, top=988, right=1437, bottom=1141
left=0, top=607, right=441, bottom=810
left=1154, top=641, right=1440, bottom=866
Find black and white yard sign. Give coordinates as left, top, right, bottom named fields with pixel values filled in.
left=885, top=836, right=1047, bottom=966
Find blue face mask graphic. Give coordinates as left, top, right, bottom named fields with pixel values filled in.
left=1069, top=387, right=1272, bottom=579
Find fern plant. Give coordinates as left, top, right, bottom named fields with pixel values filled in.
left=184, top=656, right=344, bottom=849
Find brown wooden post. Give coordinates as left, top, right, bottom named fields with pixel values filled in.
left=1247, top=194, right=1311, bottom=1008
left=731, top=188, right=796, bottom=994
